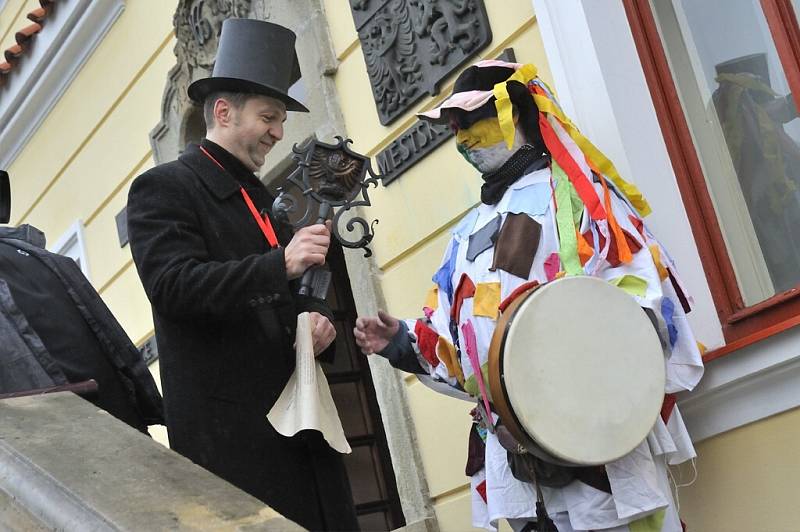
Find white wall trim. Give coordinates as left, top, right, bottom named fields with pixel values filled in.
left=50, top=219, right=90, bottom=280
left=0, top=0, right=125, bottom=170
left=679, top=325, right=800, bottom=441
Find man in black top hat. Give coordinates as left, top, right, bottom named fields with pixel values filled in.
left=127, top=18, right=358, bottom=531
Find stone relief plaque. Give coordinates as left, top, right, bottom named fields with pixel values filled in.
left=351, top=0, right=493, bottom=125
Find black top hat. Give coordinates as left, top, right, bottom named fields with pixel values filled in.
left=188, top=18, right=308, bottom=112
left=715, top=53, right=770, bottom=85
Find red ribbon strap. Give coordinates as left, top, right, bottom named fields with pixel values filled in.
left=199, top=145, right=279, bottom=248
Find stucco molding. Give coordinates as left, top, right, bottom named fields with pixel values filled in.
left=0, top=0, right=125, bottom=170
left=678, top=325, right=800, bottom=441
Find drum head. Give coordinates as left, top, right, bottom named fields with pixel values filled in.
left=500, top=276, right=665, bottom=465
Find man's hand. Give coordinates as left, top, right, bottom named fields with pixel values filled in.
left=353, top=310, right=400, bottom=355
left=309, top=312, right=336, bottom=357
left=284, top=221, right=331, bottom=280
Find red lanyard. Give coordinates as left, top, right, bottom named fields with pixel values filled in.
left=200, top=145, right=279, bottom=248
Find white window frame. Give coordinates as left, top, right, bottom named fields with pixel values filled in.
left=50, top=219, right=90, bottom=280
left=0, top=0, right=125, bottom=169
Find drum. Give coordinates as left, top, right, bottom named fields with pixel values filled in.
left=488, top=276, right=665, bottom=466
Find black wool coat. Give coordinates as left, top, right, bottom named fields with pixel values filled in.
left=127, top=142, right=358, bottom=531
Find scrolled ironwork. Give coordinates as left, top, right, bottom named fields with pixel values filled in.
left=272, top=136, right=382, bottom=258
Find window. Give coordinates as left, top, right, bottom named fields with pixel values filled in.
left=624, top=0, right=800, bottom=345
left=50, top=220, right=90, bottom=279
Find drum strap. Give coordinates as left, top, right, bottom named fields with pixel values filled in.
left=517, top=456, right=557, bottom=531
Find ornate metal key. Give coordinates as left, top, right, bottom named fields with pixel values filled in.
left=272, top=136, right=382, bottom=298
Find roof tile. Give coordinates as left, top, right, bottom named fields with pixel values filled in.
left=1, top=0, right=58, bottom=91
left=27, top=8, right=48, bottom=24
left=15, top=23, right=43, bottom=45
left=5, top=44, right=24, bottom=64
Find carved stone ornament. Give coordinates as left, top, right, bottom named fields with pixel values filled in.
left=150, top=0, right=253, bottom=164
left=176, top=0, right=253, bottom=70
left=352, top=0, right=492, bottom=125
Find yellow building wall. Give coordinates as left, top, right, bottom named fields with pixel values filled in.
left=676, top=407, right=800, bottom=532
left=323, top=2, right=551, bottom=530
left=4, top=0, right=178, bottom=445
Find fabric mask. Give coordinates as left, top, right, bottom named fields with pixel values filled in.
left=456, top=117, right=526, bottom=173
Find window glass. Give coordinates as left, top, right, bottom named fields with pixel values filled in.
left=651, top=0, right=800, bottom=305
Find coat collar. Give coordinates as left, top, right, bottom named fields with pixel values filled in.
left=0, top=224, right=46, bottom=248
left=179, top=143, right=241, bottom=200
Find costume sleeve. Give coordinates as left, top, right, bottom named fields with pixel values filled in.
left=375, top=320, right=426, bottom=374
left=398, top=237, right=468, bottom=390
left=127, top=169, right=293, bottom=321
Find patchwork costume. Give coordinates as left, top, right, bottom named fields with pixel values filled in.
left=380, top=61, right=704, bottom=531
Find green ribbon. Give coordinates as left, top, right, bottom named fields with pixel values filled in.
left=553, top=162, right=583, bottom=276
left=629, top=509, right=666, bottom=532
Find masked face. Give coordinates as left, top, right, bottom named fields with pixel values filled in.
left=455, top=115, right=526, bottom=173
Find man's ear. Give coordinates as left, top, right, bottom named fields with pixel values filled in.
left=213, top=98, right=233, bottom=127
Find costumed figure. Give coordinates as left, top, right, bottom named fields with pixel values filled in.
left=354, top=60, right=704, bottom=531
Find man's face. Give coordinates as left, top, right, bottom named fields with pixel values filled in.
left=226, top=95, right=287, bottom=172
left=454, top=114, right=525, bottom=173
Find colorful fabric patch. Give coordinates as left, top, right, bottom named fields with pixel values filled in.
left=668, top=268, right=692, bottom=314
left=649, top=245, right=669, bottom=281
left=628, top=214, right=646, bottom=240
left=661, top=297, right=678, bottom=347
left=424, top=285, right=439, bottom=311
left=582, top=226, right=643, bottom=267
left=629, top=509, right=666, bottom=532
left=467, top=214, right=502, bottom=261
left=451, top=273, right=477, bottom=322
left=432, top=240, right=459, bottom=303
left=436, top=336, right=464, bottom=385
left=474, top=282, right=501, bottom=319
left=464, top=362, right=491, bottom=399
left=544, top=252, right=561, bottom=281
left=661, top=393, right=677, bottom=424
left=476, top=479, right=488, bottom=503
left=577, top=229, right=594, bottom=266
left=491, top=213, right=541, bottom=279
left=414, top=320, right=440, bottom=368
left=609, top=274, right=648, bottom=297
left=499, top=280, right=540, bottom=313
left=462, top=320, right=492, bottom=417
left=506, top=181, right=552, bottom=217
left=465, top=424, right=486, bottom=476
